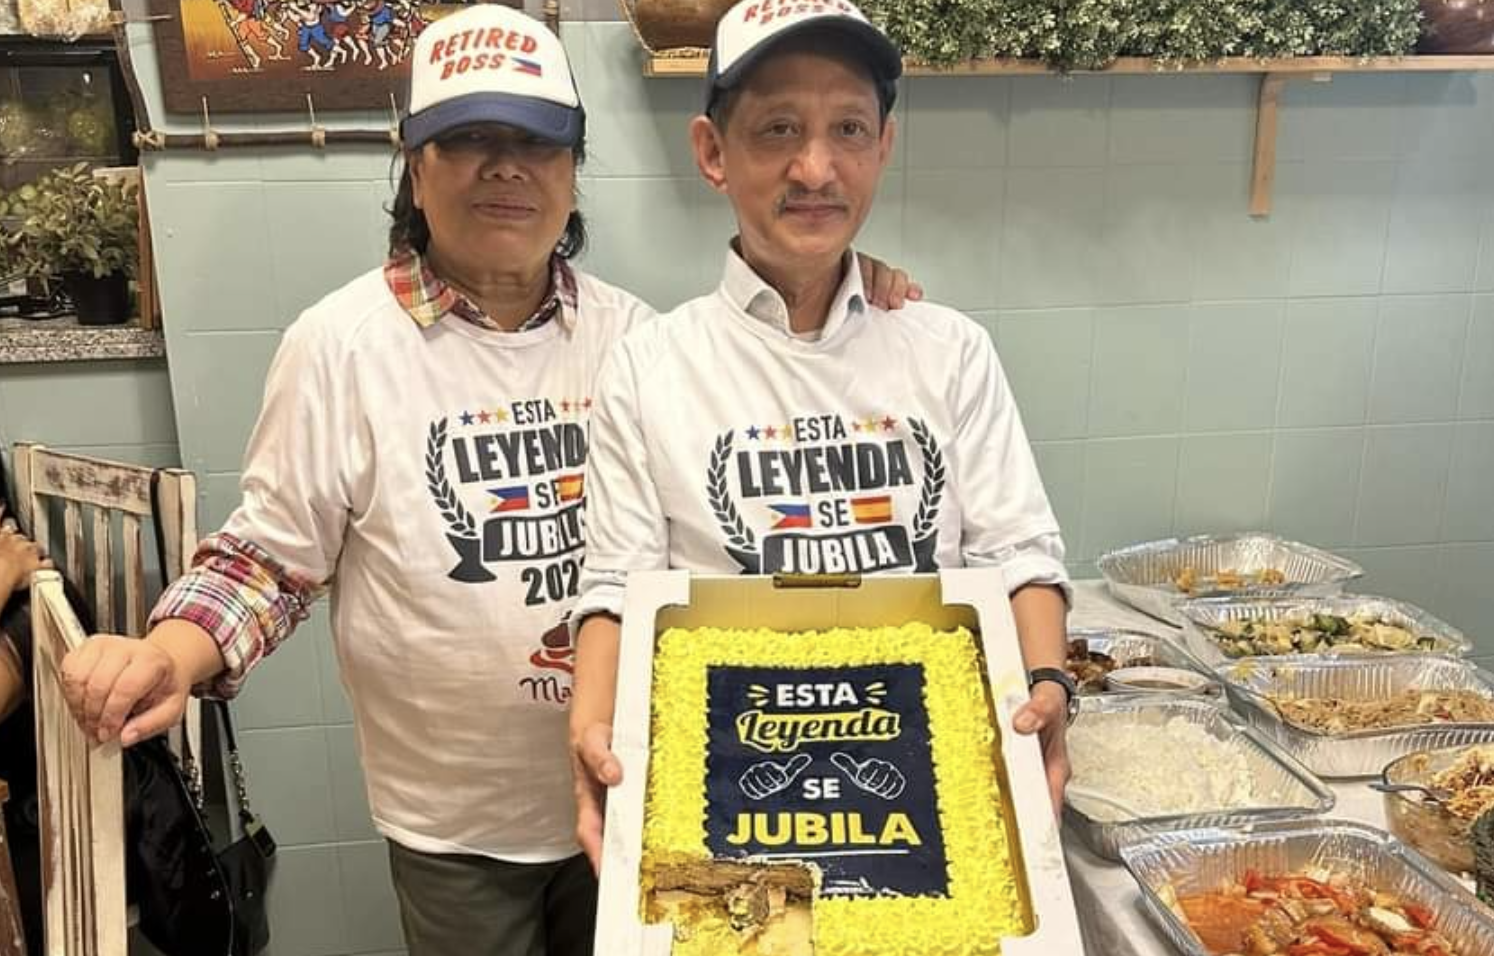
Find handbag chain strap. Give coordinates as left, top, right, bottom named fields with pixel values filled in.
left=215, top=697, right=255, bottom=818
left=148, top=470, right=253, bottom=819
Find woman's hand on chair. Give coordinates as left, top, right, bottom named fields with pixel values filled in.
left=61, top=635, right=189, bottom=746
left=0, top=521, right=51, bottom=606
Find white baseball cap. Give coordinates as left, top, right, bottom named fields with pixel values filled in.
left=705, top=0, right=902, bottom=116
left=402, top=4, right=584, bottom=149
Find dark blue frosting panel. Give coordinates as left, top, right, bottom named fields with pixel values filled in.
left=703, top=663, right=950, bottom=898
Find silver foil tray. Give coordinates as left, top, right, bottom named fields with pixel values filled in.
left=1177, top=594, right=1470, bottom=667
left=1097, top=533, right=1363, bottom=626
left=1220, top=654, right=1494, bottom=778
left=1063, top=696, right=1333, bottom=861
left=1120, top=819, right=1494, bottom=956
left=1067, top=627, right=1223, bottom=696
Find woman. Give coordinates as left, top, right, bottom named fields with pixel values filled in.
left=57, top=6, right=917, bottom=956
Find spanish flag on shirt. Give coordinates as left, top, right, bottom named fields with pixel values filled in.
left=850, top=495, right=892, bottom=525
left=556, top=474, right=585, bottom=502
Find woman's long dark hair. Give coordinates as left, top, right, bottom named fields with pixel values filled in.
left=386, top=132, right=589, bottom=261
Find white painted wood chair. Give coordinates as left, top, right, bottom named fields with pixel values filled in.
left=13, top=443, right=197, bottom=956
left=30, top=568, right=125, bottom=956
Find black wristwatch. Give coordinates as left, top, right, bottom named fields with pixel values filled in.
left=1027, top=667, right=1080, bottom=724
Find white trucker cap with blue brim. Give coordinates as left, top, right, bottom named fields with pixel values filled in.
left=704, top=0, right=902, bottom=114
left=401, top=4, right=584, bottom=150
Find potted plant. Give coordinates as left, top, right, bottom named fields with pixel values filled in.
left=13, top=162, right=138, bottom=325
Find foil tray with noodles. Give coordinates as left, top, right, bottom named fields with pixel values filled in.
left=1221, top=654, right=1494, bottom=778
left=1119, top=819, right=1494, bottom=956
left=1063, top=696, right=1333, bottom=861
left=1097, top=533, right=1362, bottom=626
left=1176, top=595, right=1469, bottom=667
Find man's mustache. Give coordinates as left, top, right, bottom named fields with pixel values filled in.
left=776, top=192, right=850, bottom=214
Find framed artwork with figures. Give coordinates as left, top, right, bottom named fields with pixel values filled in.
left=146, top=0, right=522, bottom=114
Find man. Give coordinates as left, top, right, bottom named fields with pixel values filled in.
left=569, top=0, right=1075, bottom=872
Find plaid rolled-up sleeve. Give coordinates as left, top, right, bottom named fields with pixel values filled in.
left=150, top=532, right=323, bottom=699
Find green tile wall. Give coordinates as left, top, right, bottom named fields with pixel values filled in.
left=114, top=13, right=1494, bottom=955
left=0, top=359, right=181, bottom=508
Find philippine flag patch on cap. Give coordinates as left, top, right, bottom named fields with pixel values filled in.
left=402, top=4, right=584, bottom=149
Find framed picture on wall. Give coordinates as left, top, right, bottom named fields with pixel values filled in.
left=146, top=0, right=522, bottom=114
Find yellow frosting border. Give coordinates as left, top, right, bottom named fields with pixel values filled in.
left=643, top=623, right=1031, bottom=956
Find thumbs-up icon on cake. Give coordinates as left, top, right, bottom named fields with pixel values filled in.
left=738, top=753, right=812, bottom=800
left=830, top=752, right=907, bottom=800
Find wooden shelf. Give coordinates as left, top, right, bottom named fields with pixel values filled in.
left=645, top=53, right=1494, bottom=77
left=646, top=53, right=1494, bottom=216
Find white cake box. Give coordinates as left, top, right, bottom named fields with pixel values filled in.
left=595, top=568, right=1083, bottom=956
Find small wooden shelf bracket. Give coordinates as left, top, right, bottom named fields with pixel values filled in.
left=1250, top=71, right=1336, bottom=218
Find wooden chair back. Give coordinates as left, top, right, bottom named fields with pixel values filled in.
left=11, top=443, right=198, bottom=956
left=12, top=442, right=197, bottom=635
left=30, top=570, right=126, bottom=956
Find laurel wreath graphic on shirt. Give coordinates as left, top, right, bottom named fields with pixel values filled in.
left=908, top=418, right=945, bottom=540
left=707, top=421, right=946, bottom=554
left=426, top=418, right=478, bottom=539
left=708, top=431, right=758, bottom=555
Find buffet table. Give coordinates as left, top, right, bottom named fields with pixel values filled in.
left=1064, top=580, right=1424, bottom=956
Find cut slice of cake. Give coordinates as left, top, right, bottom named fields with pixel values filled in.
left=646, top=860, right=816, bottom=956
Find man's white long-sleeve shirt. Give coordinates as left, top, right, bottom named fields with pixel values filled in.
left=575, top=248, right=1069, bottom=621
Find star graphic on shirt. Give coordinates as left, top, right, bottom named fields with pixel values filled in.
left=852, top=420, right=863, bottom=432
left=493, top=408, right=510, bottom=423
left=459, top=411, right=475, bottom=426
left=780, top=425, right=795, bottom=442
left=477, top=410, right=492, bottom=424
left=764, top=426, right=777, bottom=439
left=582, top=397, right=593, bottom=410
left=561, top=400, right=572, bottom=414
left=881, top=416, right=897, bottom=432
left=746, top=425, right=761, bottom=440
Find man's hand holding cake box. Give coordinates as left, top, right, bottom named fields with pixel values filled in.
left=568, top=1, right=1078, bottom=952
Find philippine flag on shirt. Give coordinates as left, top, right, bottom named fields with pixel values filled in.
left=770, top=502, right=811, bottom=529
left=490, top=486, right=531, bottom=513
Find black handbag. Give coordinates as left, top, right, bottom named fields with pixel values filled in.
left=126, top=469, right=276, bottom=956
left=128, top=700, right=275, bottom=956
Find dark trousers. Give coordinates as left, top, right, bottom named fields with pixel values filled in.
left=388, top=842, right=597, bottom=956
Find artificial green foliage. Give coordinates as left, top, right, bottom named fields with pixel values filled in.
left=1052, top=0, right=1140, bottom=71
left=865, top=0, right=1056, bottom=61
left=1131, top=0, right=1267, bottom=62
left=1253, top=0, right=1319, bottom=57
left=9, top=163, right=138, bottom=280
left=859, top=0, right=1422, bottom=68
left=1310, top=0, right=1426, bottom=55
